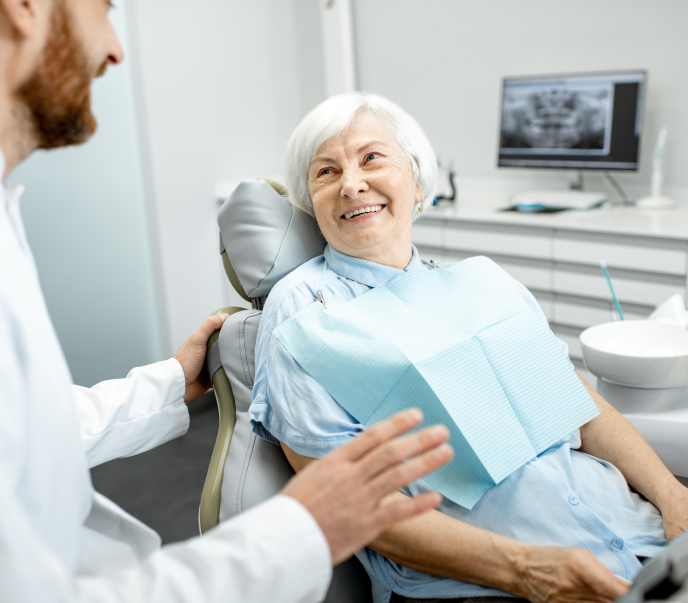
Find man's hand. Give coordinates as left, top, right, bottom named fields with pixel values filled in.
left=174, top=314, right=229, bottom=403
left=511, top=545, right=629, bottom=603
left=658, top=482, right=688, bottom=541
left=281, top=409, right=452, bottom=565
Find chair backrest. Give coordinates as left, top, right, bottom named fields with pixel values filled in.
left=201, top=180, right=372, bottom=603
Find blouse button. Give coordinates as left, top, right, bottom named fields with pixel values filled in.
left=568, top=495, right=579, bottom=506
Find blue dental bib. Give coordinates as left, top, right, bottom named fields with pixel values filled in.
left=275, top=256, right=599, bottom=509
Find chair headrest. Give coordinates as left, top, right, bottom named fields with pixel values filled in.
left=218, top=179, right=325, bottom=299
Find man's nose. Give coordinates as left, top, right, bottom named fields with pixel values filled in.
left=106, top=22, right=125, bottom=65
left=340, top=167, right=369, bottom=199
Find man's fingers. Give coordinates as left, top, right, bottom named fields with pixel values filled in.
left=373, top=491, right=442, bottom=531
left=201, top=313, right=229, bottom=338
left=335, top=409, right=424, bottom=462
left=368, top=443, right=453, bottom=500
left=357, top=424, right=450, bottom=482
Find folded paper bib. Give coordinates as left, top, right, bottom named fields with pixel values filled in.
left=275, top=256, right=599, bottom=509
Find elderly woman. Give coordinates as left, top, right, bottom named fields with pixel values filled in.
left=249, top=92, right=688, bottom=603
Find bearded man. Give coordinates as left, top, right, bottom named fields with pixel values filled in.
left=0, top=1, right=453, bottom=601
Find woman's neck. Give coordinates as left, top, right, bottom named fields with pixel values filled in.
left=330, top=243, right=413, bottom=270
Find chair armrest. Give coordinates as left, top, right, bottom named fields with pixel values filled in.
left=199, top=307, right=244, bottom=534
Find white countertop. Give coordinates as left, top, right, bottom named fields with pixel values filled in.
left=424, top=201, right=688, bottom=241
left=421, top=176, right=688, bottom=241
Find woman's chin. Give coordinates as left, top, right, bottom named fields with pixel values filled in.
left=331, top=230, right=393, bottom=256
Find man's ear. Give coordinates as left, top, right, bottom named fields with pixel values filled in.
left=0, top=0, right=41, bottom=39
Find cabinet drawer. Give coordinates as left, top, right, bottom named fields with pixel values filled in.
left=413, top=223, right=444, bottom=247
left=553, top=271, right=684, bottom=307
left=445, top=228, right=550, bottom=259
left=532, top=296, right=553, bottom=321
left=553, top=239, right=686, bottom=275
left=553, top=302, right=649, bottom=329
left=500, top=263, right=551, bottom=291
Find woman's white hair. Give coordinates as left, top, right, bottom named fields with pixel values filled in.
left=284, top=92, right=437, bottom=221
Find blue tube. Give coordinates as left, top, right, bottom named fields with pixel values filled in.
left=600, top=261, right=624, bottom=321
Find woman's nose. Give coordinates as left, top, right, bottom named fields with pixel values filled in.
left=340, top=167, right=369, bottom=199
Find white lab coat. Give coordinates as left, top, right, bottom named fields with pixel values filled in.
left=0, top=152, right=332, bottom=603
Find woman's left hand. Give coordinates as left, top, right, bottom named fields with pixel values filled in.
left=659, top=482, right=688, bottom=541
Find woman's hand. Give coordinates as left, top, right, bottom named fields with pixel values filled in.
left=511, top=545, right=629, bottom=603
left=657, top=482, right=688, bottom=541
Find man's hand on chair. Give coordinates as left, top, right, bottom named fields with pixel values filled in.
left=281, top=409, right=453, bottom=565
left=174, top=314, right=229, bottom=403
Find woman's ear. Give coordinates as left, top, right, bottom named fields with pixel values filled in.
left=415, top=181, right=423, bottom=204
left=0, top=0, right=42, bottom=39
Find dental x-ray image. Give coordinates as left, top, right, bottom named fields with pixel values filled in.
left=500, top=83, right=613, bottom=155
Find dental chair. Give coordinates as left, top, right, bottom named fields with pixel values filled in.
left=200, top=179, right=373, bottom=603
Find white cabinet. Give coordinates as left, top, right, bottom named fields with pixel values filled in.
left=553, top=302, right=649, bottom=330
left=413, top=214, right=688, bottom=364
left=445, top=227, right=550, bottom=259
left=553, top=238, right=686, bottom=275
left=553, top=271, right=684, bottom=307
left=501, top=263, right=551, bottom=290
left=413, top=223, right=445, bottom=248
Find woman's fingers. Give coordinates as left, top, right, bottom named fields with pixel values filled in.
left=517, top=546, right=630, bottom=603
left=368, top=443, right=454, bottom=500
left=581, top=561, right=630, bottom=601
left=334, top=409, right=424, bottom=462
left=357, top=423, right=450, bottom=482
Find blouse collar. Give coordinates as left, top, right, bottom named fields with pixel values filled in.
left=323, top=244, right=426, bottom=288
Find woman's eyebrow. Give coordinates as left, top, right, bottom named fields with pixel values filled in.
left=311, top=156, right=335, bottom=165
left=311, top=154, right=337, bottom=165
left=356, top=140, right=388, bottom=153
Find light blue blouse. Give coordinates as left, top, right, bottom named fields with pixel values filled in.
left=250, top=245, right=666, bottom=603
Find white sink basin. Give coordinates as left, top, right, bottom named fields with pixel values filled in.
left=580, top=320, right=688, bottom=389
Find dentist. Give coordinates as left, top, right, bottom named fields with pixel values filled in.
left=0, top=1, right=452, bottom=602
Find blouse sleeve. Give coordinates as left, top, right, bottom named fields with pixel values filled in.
left=250, top=279, right=363, bottom=459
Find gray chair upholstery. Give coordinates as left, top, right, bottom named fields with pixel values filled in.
left=217, top=179, right=325, bottom=300
left=201, top=179, right=372, bottom=603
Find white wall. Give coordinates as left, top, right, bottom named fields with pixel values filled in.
left=352, top=0, right=688, bottom=200
left=8, top=0, right=163, bottom=387
left=130, top=0, right=324, bottom=352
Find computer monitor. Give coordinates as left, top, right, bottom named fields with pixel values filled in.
left=498, top=70, right=646, bottom=171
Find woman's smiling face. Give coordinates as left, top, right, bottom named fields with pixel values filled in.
left=308, top=112, right=421, bottom=269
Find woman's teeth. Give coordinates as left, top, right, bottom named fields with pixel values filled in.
left=343, top=205, right=384, bottom=220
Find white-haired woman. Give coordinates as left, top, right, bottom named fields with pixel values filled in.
left=249, top=92, right=688, bottom=603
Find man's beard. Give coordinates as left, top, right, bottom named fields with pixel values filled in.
left=17, top=2, right=105, bottom=149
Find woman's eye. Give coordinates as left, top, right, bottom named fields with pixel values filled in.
left=364, top=153, right=381, bottom=163
left=319, top=168, right=333, bottom=176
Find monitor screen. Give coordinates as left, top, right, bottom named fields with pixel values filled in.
left=498, top=71, right=646, bottom=171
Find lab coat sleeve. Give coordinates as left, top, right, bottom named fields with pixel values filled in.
left=73, top=495, right=333, bottom=603
left=1, top=472, right=332, bottom=603
left=74, top=358, right=190, bottom=468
